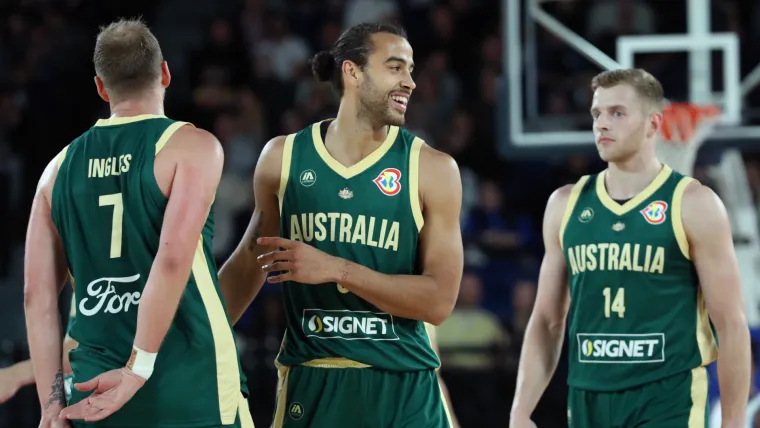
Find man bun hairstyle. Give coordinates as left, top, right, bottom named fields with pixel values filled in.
left=93, top=18, right=164, bottom=101
left=311, top=51, right=335, bottom=82
left=309, top=22, right=407, bottom=96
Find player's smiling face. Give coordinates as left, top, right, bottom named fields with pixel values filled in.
left=591, top=84, right=651, bottom=163
left=359, top=33, right=416, bottom=126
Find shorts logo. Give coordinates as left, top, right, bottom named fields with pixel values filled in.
left=640, top=201, right=668, bottom=225
left=303, top=309, right=399, bottom=341
left=577, top=333, right=665, bottom=363
left=373, top=168, right=402, bottom=196
left=288, top=402, right=304, bottom=420
left=300, top=169, right=317, bottom=187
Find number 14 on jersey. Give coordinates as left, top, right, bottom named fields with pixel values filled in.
left=603, top=287, right=625, bottom=318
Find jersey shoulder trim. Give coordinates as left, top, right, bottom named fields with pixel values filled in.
left=559, top=175, right=590, bottom=250
left=94, top=114, right=166, bottom=127
left=278, top=133, right=297, bottom=212
left=409, top=137, right=425, bottom=232
left=155, top=121, right=193, bottom=155
left=56, top=144, right=70, bottom=169
left=672, top=175, right=698, bottom=260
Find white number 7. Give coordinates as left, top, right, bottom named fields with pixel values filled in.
left=99, top=193, right=123, bottom=259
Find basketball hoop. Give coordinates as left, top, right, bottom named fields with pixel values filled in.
left=656, top=102, right=722, bottom=176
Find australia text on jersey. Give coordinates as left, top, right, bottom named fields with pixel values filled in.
left=567, top=242, right=665, bottom=275
left=288, top=213, right=401, bottom=251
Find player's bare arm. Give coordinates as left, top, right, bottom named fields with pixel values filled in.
left=61, top=126, right=224, bottom=422
left=23, top=154, right=72, bottom=428
left=510, top=185, right=573, bottom=427
left=682, top=182, right=751, bottom=428
left=0, top=335, right=77, bottom=404
left=258, top=145, right=463, bottom=325
left=218, top=135, right=285, bottom=325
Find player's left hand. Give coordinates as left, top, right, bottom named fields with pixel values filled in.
left=257, top=237, right=339, bottom=284
left=59, top=368, right=145, bottom=422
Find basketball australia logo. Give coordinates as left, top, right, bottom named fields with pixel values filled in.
left=578, top=207, right=594, bottom=223
left=288, top=402, right=304, bottom=420
left=300, top=169, right=316, bottom=187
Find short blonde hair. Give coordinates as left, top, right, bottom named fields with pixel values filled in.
left=591, top=68, right=665, bottom=112
left=93, top=18, right=163, bottom=100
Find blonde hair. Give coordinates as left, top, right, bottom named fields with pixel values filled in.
left=591, top=68, right=665, bottom=112
left=93, top=18, right=163, bottom=100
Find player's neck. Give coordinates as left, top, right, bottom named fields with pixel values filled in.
left=108, top=96, right=164, bottom=118
left=605, top=155, right=663, bottom=200
left=327, top=101, right=391, bottom=158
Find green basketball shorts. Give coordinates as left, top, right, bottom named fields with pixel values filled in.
left=568, top=367, right=709, bottom=428
left=271, top=364, right=452, bottom=428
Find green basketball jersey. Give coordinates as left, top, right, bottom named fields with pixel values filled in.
left=561, top=164, right=718, bottom=392
left=51, top=114, right=247, bottom=427
left=275, top=121, right=440, bottom=372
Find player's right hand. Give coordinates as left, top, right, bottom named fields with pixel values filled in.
left=59, top=367, right=145, bottom=422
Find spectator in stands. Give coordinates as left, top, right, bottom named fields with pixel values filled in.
left=437, top=271, right=509, bottom=370
left=436, top=271, right=509, bottom=427
left=464, top=180, right=536, bottom=260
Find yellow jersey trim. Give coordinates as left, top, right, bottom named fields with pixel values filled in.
left=57, top=145, right=70, bottom=169
left=155, top=121, right=192, bottom=155
left=278, top=134, right=296, bottom=213
left=272, top=365, right=290, bottom=428
left=696, top=286, right=719, bottom=365
left=94, top=114, right=166, bottom=127
left=301, top=357, right=371, bottom=369
left=688, top=367, right=708, bottom=427
left=237, top=393, right=255, bottom=428
left=311, top=121, right=399, bottom=179
left=192, top=237, right=240, bottom=424
left=595, top=164, right=672, bottom=216
left=559, top=175, right=590, bottom=250
left=672, top=176, right=696, bottom=260
left=409, top=137, right=425, bottom=232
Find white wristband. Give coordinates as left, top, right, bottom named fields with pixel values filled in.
left=126, top=345, right=157, bottom=380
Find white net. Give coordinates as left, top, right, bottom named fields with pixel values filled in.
left=655, top=103, right=721, bottom=177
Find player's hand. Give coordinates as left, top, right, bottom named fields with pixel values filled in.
left=39, top=403, right=72, bottom=428
left=59, top=367, right=145, bottom=422
left=257, top=237, right=339, bottom=284
left=509, top=415, right=538, bottom=428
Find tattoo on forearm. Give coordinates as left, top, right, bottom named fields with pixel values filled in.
left=44, top=369, right=65, bottom=409
left=339, top=259, right=350, bottom=282
left=247, top=211, right=265, bottom=251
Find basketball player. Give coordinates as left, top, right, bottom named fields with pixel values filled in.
left=23, top=19, right=252, bottom=427
left=510, top=68, right=752, bottom=428
left=218, top=23, right=463, bottom=427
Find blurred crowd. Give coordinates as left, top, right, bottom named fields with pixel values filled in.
left=1, top=0, right=760, bottom=427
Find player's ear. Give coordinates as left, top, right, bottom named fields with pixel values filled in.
left=648, top=111, right=663, bottom=139
left=94, top=76, right=109, bottom=103
left=160, top=61, right=171, bottom=88
left=341, top=60, right=361, bottom=90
